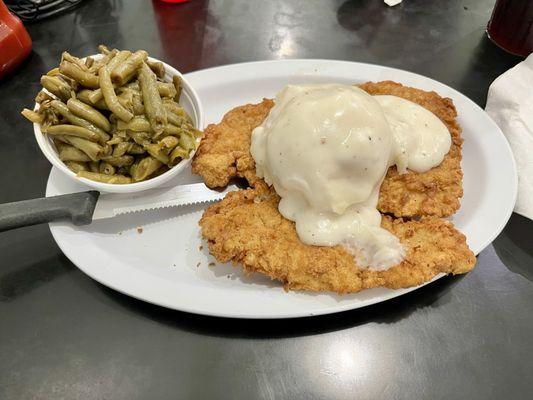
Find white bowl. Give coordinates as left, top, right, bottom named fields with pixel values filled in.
left=33, top=55, right=204, bottom=194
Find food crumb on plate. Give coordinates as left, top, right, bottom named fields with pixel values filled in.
left=199, top=245, right=204, bottom=251
left=208, top=262, right=215, bottom=267
left=196, top=262, right=201, bottom=267
left=137, top=227, right=143, bottom=234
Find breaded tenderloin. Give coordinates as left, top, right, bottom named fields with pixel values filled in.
left=360, top=81, right=463, bottom=218
left=192, top=81, right=463, bottom=218
left=199, top=189, right=476, bottom=294
left=191, top=99, right=274, bottom=189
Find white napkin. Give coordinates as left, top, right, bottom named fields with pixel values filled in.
left=485, top=54, right=533, bottom=220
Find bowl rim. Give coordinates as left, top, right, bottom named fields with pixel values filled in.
left=33, top=54, right=204, bottom=194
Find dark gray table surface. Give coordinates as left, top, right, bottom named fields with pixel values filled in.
left=1, top=0, right=532, bottom=399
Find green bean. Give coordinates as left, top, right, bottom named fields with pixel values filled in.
left=111, top=50, right=148, bottom=86
left=89, top=48, right=118, bottom=73
left=106, top=50, right=132, bottom=72
left=116, top=166, right=129, bottom=176
left=39, top=105, right=61, bottom=128
left=76, top=90, right=91, bottom=103
left=162, top=100, right=185, bottom=114
left=79, top=92, right=109, bottom=110
left=98, top=45, right=111, bottom=55
left=62, top=52, right=90, bottom=72
left=162, top=100, right=190, bottom=121
left=102, top=143, right=113, bottom=157
left=116, top=130, right=129, bottom=139
left=163, top=123, right=188, bottom=136
left=85, top=57, right=94, bottom=69
left=46, top=67, right=60, bottom=76
left=24, top=45, right=199, bottom=185
left=192, top=129, right=203, bottom=138
left=132, top=91, right=144, bottom=115
left=77, top=171, right=132, bottom=184
left=87, top=74, right=168, bottom=106
left=59, top=136, right=103, bottom=161
left=99, top=162, right=116, bottom=175
left=112, top=142, right=130, bottom=157
left=87, top=88, right=105, bottom=104
left=50, top=100, right=109, bottom=144
left=21, top=109, right=43, bottom=124
left=54, top=139, right=66, bottom=151
left=101, top=155, right=134, bottom=167
left=40, top=75, right=72, bottom=101
left=65, top=161, right=88, bottom=173
left=107, top=134, right=125, bottom=146
left=111, top=141, right=144, bottom=157
left=172, top=75, right=182, bottom=102
left=124, top=81, right=140, bottom=91
left=67, top=98, right=111, bottom=132
left=169, top=146, right=190, bottom=165
left=88, top=161, right=100, bottom=173
left=146, top=59, right=165, bottom=78
left=86, top=86, right=119, bottom=106
left=165, top=110, right=186, bottom=127
left=143, top=142, right=169, bottom=164
left=130, top=156, right=162, bottom=181
left=157, top=82, right=177, bottom=98
left=110, top=139, right=142, bottom=156
left=53, top=135, right=70, bottom=144
left=138, top=62, right=167, bottom=135
left=35, top=90, right=53, bottom=104
left=154, top=165, right=170, bottom=176
left=82, top=88, right=131, bottom=111
left=88, top=50, right=132, bottom=103
left=78, top=89, right=100, bottom=105
left=58, top=144, right=91, bottom=162
left=59, top=61, right=100, bottom=89
left=117, top=115, right=151, bottom=132
left=159, top=135, right=179, bottom=151
left=178, top=130, right=197, bottom=151
left=99, top=65, right=134, bottom=122
left=57, top=73, right=79, bottom=91
left=118, top=90, right=134, bottom=111
left=128, top=131, right=151, bottom=146
left=127, top=143, right=145, bottom=154
left=117, top=88, right=144, bottom=116
left=44, top=124, right=101, bottom=143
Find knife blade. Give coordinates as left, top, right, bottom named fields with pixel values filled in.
left=0, top=183, right=234, bottom=232
left=92, top=182, right=234, bottom=220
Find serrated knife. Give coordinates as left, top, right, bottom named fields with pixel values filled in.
left=0, top=183, right=233, bottom=232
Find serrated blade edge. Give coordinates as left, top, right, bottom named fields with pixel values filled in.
left=92, top=183, right=233, bottom=221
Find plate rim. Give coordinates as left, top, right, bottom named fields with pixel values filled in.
left=47, top=59, right=518, bottom=319
left=48, top=216, right=445, bottom=319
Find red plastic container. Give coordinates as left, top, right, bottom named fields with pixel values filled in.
left=0, top=0, right=32, bottom=78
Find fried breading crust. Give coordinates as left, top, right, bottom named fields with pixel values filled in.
left=191, top=99, right=274, bottom=189
left=200, top=189, right=476, bottom=294
left=360, top=81, right=463, bottom=218
left=192, top=82, right=463, bottom=217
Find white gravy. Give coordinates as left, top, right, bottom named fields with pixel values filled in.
left=250, top=84, right=451, bottom=270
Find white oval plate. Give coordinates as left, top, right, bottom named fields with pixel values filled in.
left=46, top=60, right=517, bottom=319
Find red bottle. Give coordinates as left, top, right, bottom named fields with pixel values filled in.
left=0, top=0, right=32, bottom=78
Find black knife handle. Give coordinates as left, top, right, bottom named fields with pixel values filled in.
left=0, top=191, right=100, bottom=232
